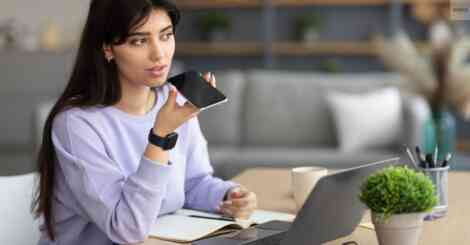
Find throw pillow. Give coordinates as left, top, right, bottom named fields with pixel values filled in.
left=326, top=87, right=403, bottom=152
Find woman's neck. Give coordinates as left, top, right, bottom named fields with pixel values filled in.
left=114, top=82, right=156, bottom=116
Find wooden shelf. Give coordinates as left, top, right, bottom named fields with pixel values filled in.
left=273, top=0, right=449, bottom=6
left=272, top=41, right=377, bottom=56
left=176, top=42, right=263, bottom=56
left=175, top=41, right=430, bottom=57
left=272, top=0, right=391, bottom=6
left=176, top=0, right=262, bottom=9
left=176, top=0, right=448, bottom=9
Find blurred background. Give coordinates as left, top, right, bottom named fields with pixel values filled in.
left=1, top=0, right=470, bottom=178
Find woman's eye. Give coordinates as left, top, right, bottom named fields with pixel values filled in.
left=130, top=38, right=147, bottom=46
left=161, top=33, right=174, bottom=41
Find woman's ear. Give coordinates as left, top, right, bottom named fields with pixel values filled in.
left=102, top=44, right=114, bottom=62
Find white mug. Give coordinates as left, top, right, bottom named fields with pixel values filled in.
left=291, top=166, right=328, bottom=210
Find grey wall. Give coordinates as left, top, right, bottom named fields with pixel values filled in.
left=0, top=0, right=90, bottom=42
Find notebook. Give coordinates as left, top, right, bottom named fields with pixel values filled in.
left=149, top=209, right=295, bottom=243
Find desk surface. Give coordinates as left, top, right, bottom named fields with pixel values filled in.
left=138, top=168, right=470, bottom=245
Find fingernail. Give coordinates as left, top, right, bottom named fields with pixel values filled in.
left=224, top=200, right=233, bottom=205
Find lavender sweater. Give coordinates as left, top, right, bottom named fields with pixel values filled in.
left=38, top=84, right=237, bottom=245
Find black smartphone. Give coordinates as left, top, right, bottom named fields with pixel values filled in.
left=167, top=71, right=228, bottom=111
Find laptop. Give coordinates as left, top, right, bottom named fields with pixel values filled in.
left=194, top=158, right=399, bottom=245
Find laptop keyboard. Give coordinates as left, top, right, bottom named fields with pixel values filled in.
left=225, top=220, right=291, bottom=245
left=241, top=230, right=286, bottom=245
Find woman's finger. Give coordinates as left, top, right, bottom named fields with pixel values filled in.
left=202, top=72, right=211, bottom=82
left=209, top=73, right=216, bottom=88
left=180, top=102, right=200, bottom=118
left=202, top=71, right=216, bottom=88
left=225, top=198, right=249, bottom=208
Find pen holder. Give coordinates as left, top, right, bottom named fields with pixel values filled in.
left=419, top=165, right=449, bottom=220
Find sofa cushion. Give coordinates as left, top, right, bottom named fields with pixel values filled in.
left=243, top=70, right=405, bottom=147
left=198, top=70, right=246, bottom=146
left=326, top=87, right=404, bottom=152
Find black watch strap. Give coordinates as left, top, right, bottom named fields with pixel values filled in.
left=148, top=129, right=178, bottom=150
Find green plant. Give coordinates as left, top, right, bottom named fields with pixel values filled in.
left=200, top=12, right=231, bottom=34
left=359, top=166, right=438, bottom=220
left=319, top=59, right=341, bottom=73
left=296, top=12, right=323, bottom=34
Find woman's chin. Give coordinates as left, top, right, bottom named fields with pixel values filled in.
left=147, top=78, right=167, bottom=88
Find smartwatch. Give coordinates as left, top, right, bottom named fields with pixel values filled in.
left=148, top=129, right=178, bottom=150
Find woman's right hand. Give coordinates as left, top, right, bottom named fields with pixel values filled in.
left=153, top=86, right=199, bottom=136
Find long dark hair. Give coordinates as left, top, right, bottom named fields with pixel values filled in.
left=33, top=0, right=180, bottom=240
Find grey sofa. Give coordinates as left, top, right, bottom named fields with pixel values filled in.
left=1, top=62, right=430, bottom=179
left=197, top=70, right=430, bottom=179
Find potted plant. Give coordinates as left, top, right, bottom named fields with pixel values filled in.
left=295, top=12, right=324, bottom=42
left=199, top=12, right=231, bottom=42
left=359, top=166, right=438, bottom=245
left=319, top=59, right=341, bottom=73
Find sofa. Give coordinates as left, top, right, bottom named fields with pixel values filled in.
left=197, top=70, right=430, bottom=179
left=2, top=65, right=430, bottom=179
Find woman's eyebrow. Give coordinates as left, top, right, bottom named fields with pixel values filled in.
left=127, top=25, right=174, bottom=37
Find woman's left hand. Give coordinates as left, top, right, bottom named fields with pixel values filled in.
left=219, top=186, right=257, bottom=219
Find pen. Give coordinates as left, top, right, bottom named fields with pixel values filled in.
left=441, top=153, right=452, bottom=167
left=415, top=146, right=426, bottom=165
left=425, top=154, right=434, bottom=168
left=433, top=146, right=438, bottom=167
left=188, top=215, right=235, bottom=222
left=405, top=146, right=419, bottom=169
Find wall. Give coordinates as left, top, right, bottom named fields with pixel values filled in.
left=0, top=0, right=90, bottom=39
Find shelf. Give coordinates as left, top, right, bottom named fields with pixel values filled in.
left=176, top=41, right=430, bottom=57
left=273, top=0, right=449, bottom=6
left=176, top=0, right=448, bottom=9
left=272, top=0, right=391, bottom=6
left=272, top=41, right=377, bottom=56
left=176, top=42, right=263, bottom=56
left=176, top=0, right=262, bottom=9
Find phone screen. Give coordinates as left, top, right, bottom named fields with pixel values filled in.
left=167, top=71, right=228, bottom=110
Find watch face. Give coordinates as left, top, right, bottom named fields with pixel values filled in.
left=166, top=132, right=178, bottom=149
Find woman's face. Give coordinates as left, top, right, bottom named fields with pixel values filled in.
left=105, top=8, right=175, bottom=88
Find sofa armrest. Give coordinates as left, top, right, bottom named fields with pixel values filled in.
left=401, top=94, right=431, bottom=148
left=34, top=101, right=55, bottom=153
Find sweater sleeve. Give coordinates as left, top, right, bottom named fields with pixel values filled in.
left=183, top=117, right=239, bottom=212
left=51, top=110, right=170, bottom=244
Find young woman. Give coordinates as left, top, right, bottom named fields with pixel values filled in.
left=33, top=0, right=257, bottom=244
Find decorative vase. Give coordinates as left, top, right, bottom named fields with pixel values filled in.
left=423, top=109, right=456, bottom=161
left=300, top=28, right=320, bottom=42
left=372, top=212, right=426, bottom=245
left=40, top=22, right=62, bottom=51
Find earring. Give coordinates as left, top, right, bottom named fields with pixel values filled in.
left=105, top=55, right=113, bottom=63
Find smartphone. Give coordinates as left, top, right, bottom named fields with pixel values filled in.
left=167, top=71, right=228, bottom=111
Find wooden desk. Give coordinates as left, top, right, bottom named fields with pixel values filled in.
left=138, top=168, right=470, bottom=245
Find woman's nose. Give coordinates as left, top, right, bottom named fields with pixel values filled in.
left=149, top=42, right=164, bottom=61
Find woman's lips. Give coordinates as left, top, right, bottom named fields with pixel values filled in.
left=146, top=65, right=167, bottom=77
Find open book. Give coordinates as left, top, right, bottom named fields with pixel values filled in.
left=149, top=209, right=295, bottom=243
